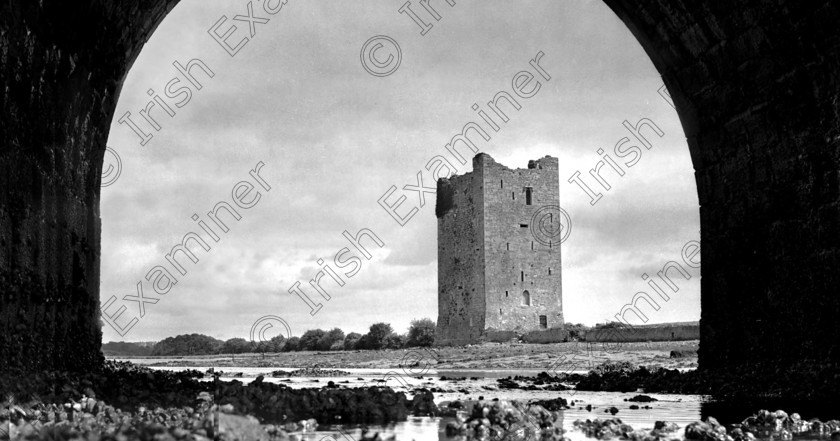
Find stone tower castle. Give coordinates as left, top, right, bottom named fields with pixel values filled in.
left=435, top=153, right=563, bottom=345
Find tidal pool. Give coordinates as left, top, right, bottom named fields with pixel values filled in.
left=123, top=362, right=837, bottom=440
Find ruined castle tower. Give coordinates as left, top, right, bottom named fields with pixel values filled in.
left=435, top=153, right=563, bottom=345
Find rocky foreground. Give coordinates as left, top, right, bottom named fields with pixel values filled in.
left=5, top=392, right=840, bottom=441
left=3, top=360, right=840, bottom=440
left=444, top=401, right=840, bottom=441
left=0, top=361, right=423, bottom=440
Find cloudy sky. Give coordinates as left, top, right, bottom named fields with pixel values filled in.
left=101, top=0, right=700, bottom=343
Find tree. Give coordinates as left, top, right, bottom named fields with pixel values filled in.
left=361, top=323, right=394, bottom=350
left=267, top=334, right=286, bottom=352
left=406, top=318, right=436, bottom=347
left=318, top=328, right=345, bottom=351
left=344, top=332, right=362, bottom=350
left=385, top=333, right=407, bottom=349
left=253, top=340, right=270, bottom=353
left=355, top=333, right=372, bottom=350
left=221, top=338, right=252, bottom=354
left=299, top=329, right=326, bottom=351
left=101, top=341, right=153, bottom=356
left=282, top=337, right=301, bottom=352
left=151, top=334, right=223, bottom=356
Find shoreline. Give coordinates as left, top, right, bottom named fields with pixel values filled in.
left=106, top=340, right=700, bottom=371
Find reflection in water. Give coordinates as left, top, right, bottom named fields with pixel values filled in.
left=118, top=362, right=838, bottom=440
left=301, top=393, right=705, bottom=440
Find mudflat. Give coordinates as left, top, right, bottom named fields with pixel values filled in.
left=125, top=340, right=699, bottom=370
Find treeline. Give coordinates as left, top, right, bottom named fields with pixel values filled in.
left=285, top=319, right=435, bottom=352
left=101, top=341, right=156, bottom=356
left=104, top=319, right=437, bottom=356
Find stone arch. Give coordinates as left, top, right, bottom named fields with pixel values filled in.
left=600, top=0, right=840, bottom=376
left=521, top=290, right=531, bottom=307
left=2, top=3, right=839, bottom=393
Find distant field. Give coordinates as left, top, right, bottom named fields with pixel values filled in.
left=112, top=340, right=699, bottom=370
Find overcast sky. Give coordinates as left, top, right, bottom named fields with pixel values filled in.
left=101, top=0, right=700, bottom=343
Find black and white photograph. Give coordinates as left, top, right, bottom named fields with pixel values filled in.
left=2, top=1, right=839, bottom=440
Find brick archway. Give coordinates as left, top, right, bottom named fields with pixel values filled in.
left=2, top=2, right=839, bottom=388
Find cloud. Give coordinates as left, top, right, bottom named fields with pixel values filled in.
left=101, top=0, right=700, bottom=342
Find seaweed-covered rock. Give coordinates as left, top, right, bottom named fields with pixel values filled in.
left=270, top=368, right=351, bottom=377
left=445, top=400, right=566, bottom=440
left=573, top=418, right=634, bottom=439
left=410, top=389, right=438, bottom=416
left=216, top=381, right=409, bottom=425
left=626, top=394, right=658, bottom=402
left=685, top=417, right=728, bottom=441
left=530, top=397, right=568, bottom=411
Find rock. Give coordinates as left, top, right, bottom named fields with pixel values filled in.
left=530, top=397, right=567, bottom=411
left=574, top=417, right=634, bottom=439
left=654, top=421, right=680, bottom=432
left=627, top=394, right=658, bottom=402
left=445, top=421, right=462, bottom=436
left=444, top=400, right=564, bottom=439
left=218, top=413, right=269, bottom=441
left=685, top=418, right=727, bottom=441
left=272, top=368, right=351, bottom=378
left=410, top=389, right=437, bottom=416
left=670, top=350, right=697, bottom=358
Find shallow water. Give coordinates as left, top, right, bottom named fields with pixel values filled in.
left=112, top=360, right=837, bottom=440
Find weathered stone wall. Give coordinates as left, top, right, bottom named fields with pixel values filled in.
left=601, top=1, right=840, bottom=376
left=436, top=153, right=563, bottom=345
left=521, top=328, right=570, bottom=344
left=436, top=162, right=486, bottom=346
left=585, top=322, right=700, bottom=343
left=0, top=1, right=180, bottom=373
left=480, top=154, right=563, bottom=332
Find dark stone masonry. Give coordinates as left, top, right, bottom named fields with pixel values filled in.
left=600, top=0, right=840, bottom=376
left=2, top=1, right=840, bottom=398
left=1, top=1, right=180, bottom=372
left=436, top=154, right=564, bottom=345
